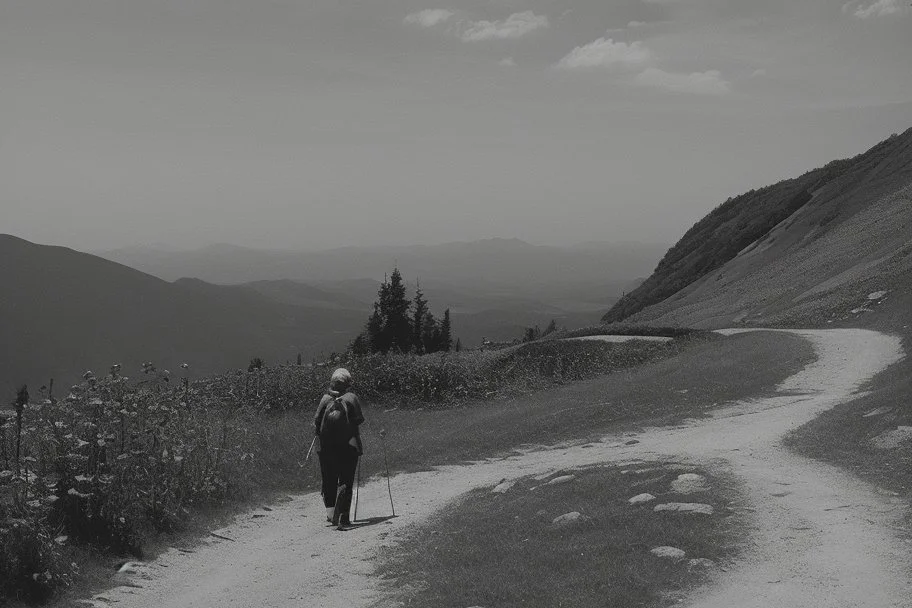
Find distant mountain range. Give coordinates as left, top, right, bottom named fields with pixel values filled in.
left=605, top=127, right=912, bottom=327
left=1, top=236, right=663, bottom=394
left=97, top=238, right=666, bottom=291
left=0, top=235, right=367, bottom=395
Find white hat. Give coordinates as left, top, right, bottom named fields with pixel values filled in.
left=330, top=368, right=352, bottom=390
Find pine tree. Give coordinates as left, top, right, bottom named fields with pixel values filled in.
left=455, top=338, right=462, bottom=352
left=542, top=319, right=558, bottom=337
left=421, top=310, right=438, bottom=353
left=412, top=282, right=429, bottom=354
left=438, top=308, right=452, bottom=351
left=366, top=304, right=386, bottom=353
left=385, top=268, right=412, bottom=352
left=350, top=333, right=370, bottom=356
left=361, top=268, right=413, bottom=354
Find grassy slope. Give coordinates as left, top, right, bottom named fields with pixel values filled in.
left=785, top=284, right=912, bottom=500
left=360, top=331, right=813, bottom=478
left=604, top=127, right=912, bottom=324
left=378, top=464, right=743, bottom=608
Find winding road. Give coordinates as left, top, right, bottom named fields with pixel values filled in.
left=85, top=329, right=910, bottom=608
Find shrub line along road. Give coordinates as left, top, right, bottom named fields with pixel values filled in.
left=90, top=329, right=910, bottom=608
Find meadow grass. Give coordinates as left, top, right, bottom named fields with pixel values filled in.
left=376, top=463, right=744, bottom=608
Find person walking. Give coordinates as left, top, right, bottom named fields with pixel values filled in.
left=313, top=368, right=364, bottom=530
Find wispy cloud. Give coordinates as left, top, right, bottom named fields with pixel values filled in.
left=498, top=57, right=517, bottom=67
left=556, top=38, right=652, bottom=70
left=627, top=20, right=670, bottom=28
left=404, top=9, right=454, bottom=28
left=461, top=11, right=549, bottom=42
left=635, top=68, right=731, bottom=95
left=850, top=0, right=904, bottom=18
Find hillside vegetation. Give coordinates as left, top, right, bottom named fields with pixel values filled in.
left=604, top=128, right=912, bottom=324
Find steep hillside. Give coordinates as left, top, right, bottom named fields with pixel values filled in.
left=0, top=236, right=364, bottom=395
left=604, top=128, right=912, bottom=324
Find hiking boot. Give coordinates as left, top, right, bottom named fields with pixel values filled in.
left=325, top=507, right=335, bottom=523
left=332, top=485, right=347, bottom=525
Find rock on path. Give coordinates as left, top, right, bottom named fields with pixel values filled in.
left=651, top=546, right=687, bottom=560
left=628, top=493, right=656, bottom=505
left=654, top=502, right=715, bottom=515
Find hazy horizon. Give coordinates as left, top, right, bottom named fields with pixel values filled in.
left=2, top=0, right=911, bottom=252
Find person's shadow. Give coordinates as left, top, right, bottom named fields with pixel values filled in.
left=343, top=515, right=397, bottom=530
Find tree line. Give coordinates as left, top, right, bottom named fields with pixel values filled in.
left=350, top=268, right=457, bottom=355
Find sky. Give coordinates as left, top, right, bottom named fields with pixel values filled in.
left=1, top=0, right=910, bottom=251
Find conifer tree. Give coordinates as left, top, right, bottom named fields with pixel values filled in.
left=412, top=282, right=429, bottom=354
left=438, top=308, right=453, bottom=351
left=421, top=310, right=438, bottom=353
left=385, top=268, right=412, bottom=352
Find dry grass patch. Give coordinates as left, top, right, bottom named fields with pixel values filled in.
left=376, top=463, right=744, bottom=608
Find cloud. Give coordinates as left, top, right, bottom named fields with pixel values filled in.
left=556, top=38, right=652, bottom=70
left=751, top=68, right=767, bottom=78
left=850, top=0, right=904, bottom=18
left=498, top=57, right=517, bottom=67
left=404, top=9, right=455, bottom=28
left=461, top=11, right=549, bottom=42
left=627, top=20, right=670, bottom=28
left=635, top=67, right=731, bottom=95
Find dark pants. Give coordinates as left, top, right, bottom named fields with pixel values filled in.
left=319, top=444, right=359, bottom=515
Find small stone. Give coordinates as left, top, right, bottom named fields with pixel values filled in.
left=624, top=439, right=640, bottom=445
left=688, top=558, right=716, bottom=570
left=552, top=511, right=587, bottom=527
left=546, top=475, right=576, bottom=486
left=117, top=561, right=144, bottom=574
left=492, top=481, right=515, bottom=494
left=628, top=493, right=656, bottom=505
left=867, top=291, right=888, bottom=300
left=653, top=502, right=714, bottom=515
left=862, top=406, right=892, bottom=418
left=650, top=546, right=686, bottom=559
left=671, top=473, right=709, bottom=494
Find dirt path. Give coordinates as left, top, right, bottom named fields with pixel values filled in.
left=89, top=329, right=910, bottom=608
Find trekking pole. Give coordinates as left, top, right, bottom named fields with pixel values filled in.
left=353, top=456, right=361, bottom=521
left=379, top=429, right=396, bottom=517
left=304, top=436, right=317, bottom=463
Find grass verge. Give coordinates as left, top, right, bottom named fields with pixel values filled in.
left=376, top=463, right=744, bottom=608
left=786, top=288, right=912, bottom=507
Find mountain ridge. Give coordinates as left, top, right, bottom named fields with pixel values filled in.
left=603, top=126, right=912, bottom=325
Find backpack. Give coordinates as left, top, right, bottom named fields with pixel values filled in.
left=320, top=396, right=351, bottom=446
